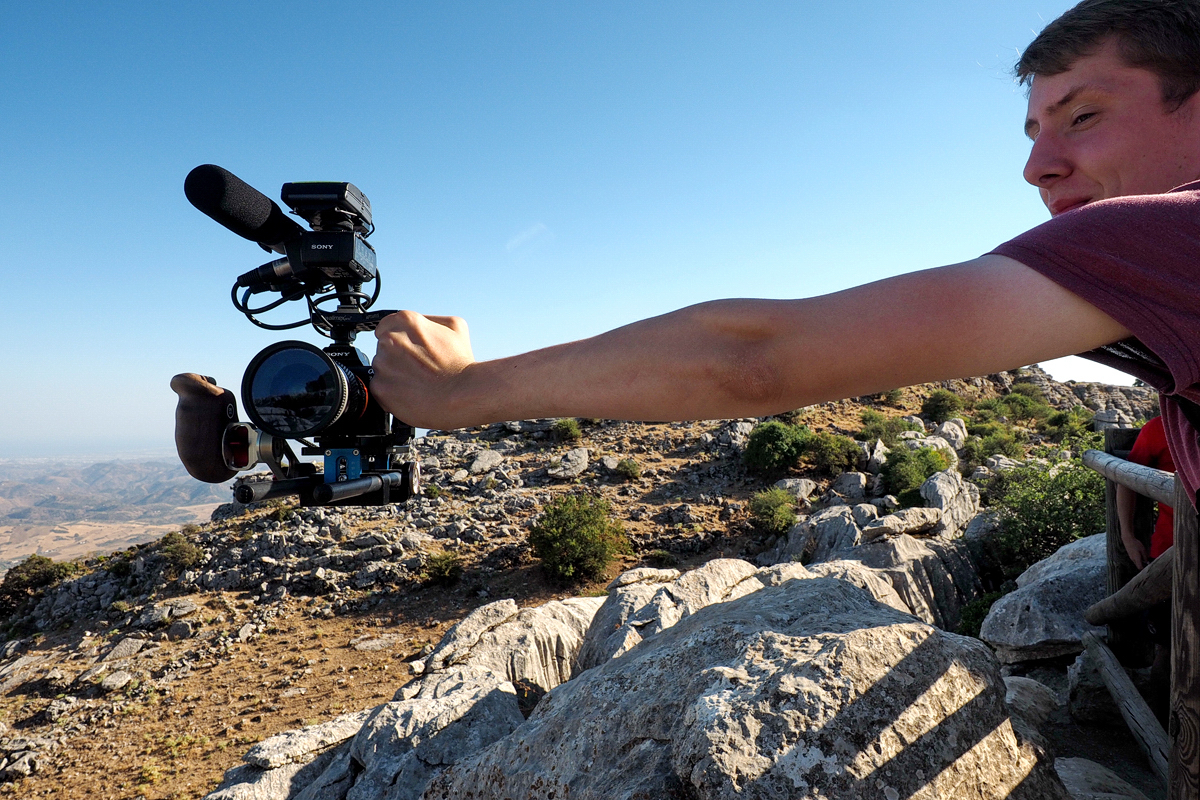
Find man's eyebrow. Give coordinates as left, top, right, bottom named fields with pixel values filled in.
left=1023, top=83, right=1102, bottom=139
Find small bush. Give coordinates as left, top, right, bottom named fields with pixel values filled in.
left=961, top=431, right=1024, bottom=468
left=552, top=418, right=583, bottom=443
left=743, top=421, right=809, bottom=474
left=881, top=446, right=950, bottom=498
left=423, top=551, right=463, bottom=585
left=154, top=532, right=203, bottom=577
left=883, top=388, right=905, bottom=407
left=1039, top=407, right=1095, bottom=443
left=0, top=555, right=77, bottom=610
left=614, top=458, right=642, bottom=481
left=956, top=590, right=1010, bottom=638
left=921, top=389, right=964, bottom=423
left=991, top=460, right=1105, bottom=577
left=1000, top=392, right=1051, bottom=423
left=857, top=409, right=922, bottom=447
left=749, top=488, right=798, bottom=535
left=1008, top=382, right=1046, bottom=400
left=529, top=494, right=630, bottom=582
left=803, top=431, right=861, bottom=476
left=424, top=483, right=443, bottom=499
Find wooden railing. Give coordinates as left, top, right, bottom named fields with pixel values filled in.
left=1082, top=432, right=1200, bottom=800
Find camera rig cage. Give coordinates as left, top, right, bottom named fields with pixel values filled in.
left=172, top=165, right=418, bottom=508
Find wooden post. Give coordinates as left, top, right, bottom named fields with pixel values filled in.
left=1084, top=631, right=1170, bottom=786
left=1103, top=429, right=1155, bottom=662
left=1171, top=477, right=1200, bottom=800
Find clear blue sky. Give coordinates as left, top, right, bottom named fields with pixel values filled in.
left=1, top=0, right=1124, bottom=458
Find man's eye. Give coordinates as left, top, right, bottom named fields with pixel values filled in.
left=1072, top=112, right=1096, bottom=125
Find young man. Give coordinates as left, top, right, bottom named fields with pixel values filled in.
left=372, top=0, right=1200, bottom=501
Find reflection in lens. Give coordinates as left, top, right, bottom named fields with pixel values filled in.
left=248, top=349, right=344, bottom=435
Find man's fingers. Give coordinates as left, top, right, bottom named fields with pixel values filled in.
left=423, top=314, right=469, bottom=334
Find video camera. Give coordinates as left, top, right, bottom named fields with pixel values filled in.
left=172, top=165, right=418, bottom=508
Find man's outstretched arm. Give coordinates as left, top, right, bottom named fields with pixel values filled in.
left=371, top=254, right=1131, bottom=430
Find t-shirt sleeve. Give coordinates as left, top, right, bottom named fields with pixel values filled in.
left=1128, top=416, right=1167, bottom=469
left=990, top=189, right=1200, bottom=392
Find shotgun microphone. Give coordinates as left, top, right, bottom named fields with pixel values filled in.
left=184, top=164, right=305, bottom=254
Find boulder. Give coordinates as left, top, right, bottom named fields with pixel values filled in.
left=467, top=449, right=504, bottom=475
left=425, top=578, right=1067, bottom=800
left=862, top=439, right=889, bottom=474
left=920, top=469, right=981, bottom=538
left=773, top=477, right=817, bottom=503
left=1004, top=676, right=1060, bottom=730
left=980, top=534, right=1107, bottom=664
left=547, top=448, right=588, bottom=479
left=1054, top=757, right=1151, bottom=800
left=829, top=471, right=869, bottom=502
left=934, top=418, right=968, bottom=450
left=861, top=507, right=943, bottom=542
left=845, top=534, right=984, bottom=630
left=245, top=710, right=375, bottom=770
left=904, top=435, right=959, bottom=469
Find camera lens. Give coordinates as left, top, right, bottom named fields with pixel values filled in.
left=242, top=341, right=367, bottom=437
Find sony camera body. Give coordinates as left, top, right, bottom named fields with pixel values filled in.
left=174, top=166, right=418, bottom=508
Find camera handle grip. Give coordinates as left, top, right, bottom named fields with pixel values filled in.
left=170, top=373, right=240, bottom=484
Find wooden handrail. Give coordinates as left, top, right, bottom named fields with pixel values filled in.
left=1082, top=449, right=1175, bottom=506
left=1086, top=545, right=1174, bottom=625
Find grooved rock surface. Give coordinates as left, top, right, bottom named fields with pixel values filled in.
left=423, top=578, right=1067, bottom=800
left=981, top=534, right=1107, bottom=664
left=1054, top=757, right=1151, bottom=800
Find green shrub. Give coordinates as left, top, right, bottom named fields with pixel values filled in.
left=857, top=409, right=922, bottom=447
left=1039, top=407, right=1095, bottom=443
left=1000, top=392, right=1051, bottom=422
left=529, top=494, right=630, bottom=582
left=423, top=551, right=463, bottom=585
left=743, top=421, right=809, bottom=474
left=1008, top=382, right=1046, bottom=400
left=961, top=431, right=1024, bottom=467
left=424, top=483, right=443, bottom=499
left=0, top=555, right=77, bottom=611
left=881, top=446, right=950, bottom=498
left=552, top=418, right=583, bottom=443
left=154, top=532, right=203, bottom=577
left=991, top=460, right=1105, bottom=577
left=803, top=431, right=861, bottom=476
left=921, top=389, right=964, bottom=423
left=614, top=458, right=642, bottom=481
left=749, top=488, right=798, bottom=535
left=883, top=388, right=905, bottom=407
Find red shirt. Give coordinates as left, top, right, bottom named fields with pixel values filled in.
left=991, top=180, right=1200, bottom=508
left=1127, top=416, right=1175, bottom=558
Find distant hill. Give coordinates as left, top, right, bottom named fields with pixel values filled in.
left=0, top=459, right=232, bottom=525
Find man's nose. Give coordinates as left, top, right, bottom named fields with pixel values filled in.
left=1023, top=131, right=1071, bottom=188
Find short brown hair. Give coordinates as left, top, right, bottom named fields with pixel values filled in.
left=1016, top=0, right=1200, bottom=109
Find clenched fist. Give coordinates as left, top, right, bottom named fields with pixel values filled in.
left=371, top=311, right=478, bottom=430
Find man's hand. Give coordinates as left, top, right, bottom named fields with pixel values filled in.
left=1115, top=483, right=1148, bottom=570
left=372, top=311, right=476, bottom=429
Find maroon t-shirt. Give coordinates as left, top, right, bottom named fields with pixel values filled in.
left=990, top=180, right=1200, bottom=507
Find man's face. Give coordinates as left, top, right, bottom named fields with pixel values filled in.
left=1023, top=38, right=1200, bottom=216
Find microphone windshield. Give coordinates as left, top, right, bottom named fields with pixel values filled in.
left=184, top=165, right=305, bottom=250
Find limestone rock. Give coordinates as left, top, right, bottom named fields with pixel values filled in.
left=103, top=637, right=145, bottom=662
left=425, top=579, right=1067, bottom=800
left=920, top=468, right=981, bottom=538
left=205, top=741, right=350, bottom=800
left=934, top=418, right=968, bottom=450
left=468, top=449, right=504, bottom=475
left=1054, top=757, right=1150, bottom=800
left=773, top=478, right=817, bottom=503
left=547, top=447, right=588, bottom=479
left=1004, top=676, right=1060, bottom=730
left=981, top=534, right=1107, bottom=664
left=846, top=534, right=983, bottom=630
left=903, top=435, right=959, bottom=469
left=861, top=507, right=943, bottom=542
left=576, top=559, right=760, bottom=671
left=829, top=471, right=869, bottom=502
left=1067, top=649, right=1121, bottom=725
left=245, top=709, right=374, bottom=769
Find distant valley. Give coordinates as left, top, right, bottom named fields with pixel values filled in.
left=0, top=459, right=230, bottom=570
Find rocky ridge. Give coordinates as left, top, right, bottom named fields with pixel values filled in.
left=0, top=367, right=1163, bottom=799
